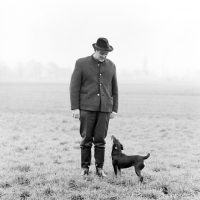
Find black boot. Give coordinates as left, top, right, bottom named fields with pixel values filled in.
left=94, top=147, right=106, bottom=177
left=81, top=147, right=91, bottom=175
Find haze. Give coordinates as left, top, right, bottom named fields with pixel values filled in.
left=0, top=0, right=200, bottom=83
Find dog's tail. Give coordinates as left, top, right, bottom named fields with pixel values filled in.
left=143, top=153, right=150, bottom=160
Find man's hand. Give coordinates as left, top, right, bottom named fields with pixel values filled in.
left=72, top=109, right=80, bottom=119
left=110, top=111, right=117, bottom=119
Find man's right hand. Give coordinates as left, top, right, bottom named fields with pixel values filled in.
left=71, top=109, right=80, bottom=119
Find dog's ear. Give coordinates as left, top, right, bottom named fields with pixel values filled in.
left=121, top=144, right=123, bottom=150
left=111, top=135, right=116, bottom=141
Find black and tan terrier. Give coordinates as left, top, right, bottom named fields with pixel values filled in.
left=111, top=135, right=150, bottom=182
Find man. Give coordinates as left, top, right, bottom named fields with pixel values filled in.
left=70, top=37, right=118, bottom=177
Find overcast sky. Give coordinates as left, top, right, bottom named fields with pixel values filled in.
left=0, top=0, right=200, bottom=76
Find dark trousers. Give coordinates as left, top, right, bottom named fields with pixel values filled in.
left=79, top=110, right=110, bottom=169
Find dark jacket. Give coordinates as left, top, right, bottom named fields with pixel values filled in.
left=70, top=55, right=118, bottom=113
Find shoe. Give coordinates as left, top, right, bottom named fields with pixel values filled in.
left=80, top=168, right=89, bottom=176
left=96, top=168, right=107, bottom=177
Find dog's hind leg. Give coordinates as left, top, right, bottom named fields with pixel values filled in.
left=135, top=163, right=144, bottom=183
left=135, top=169, right=143, bottom=183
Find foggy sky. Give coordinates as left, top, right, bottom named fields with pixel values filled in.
left=0, top=0, right=200, bottom=78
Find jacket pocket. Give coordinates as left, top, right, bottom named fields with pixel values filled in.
left=80, top=93, right=88, bottom=100
left=106, top=95, right=113, bottom=109
left=80, top=92, right=88, bottom=94
left=80, top=93, right=88, bottom=108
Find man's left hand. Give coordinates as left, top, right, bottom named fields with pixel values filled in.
left=110, top=112, right=117, bottom=119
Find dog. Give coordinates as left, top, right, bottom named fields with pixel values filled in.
left=111, top=135, right=150, bottom=182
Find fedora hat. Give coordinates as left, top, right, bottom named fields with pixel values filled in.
left=92, top=38, right=113, bottom=52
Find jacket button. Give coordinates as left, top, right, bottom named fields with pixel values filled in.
left=97, top=94, right=100, bottom=96
left=100, top=74, right=102, bottom=76
left=100, top=84, right=102, bottom=86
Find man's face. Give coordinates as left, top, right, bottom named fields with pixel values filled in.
left=95, top=50, right=109, bottom=62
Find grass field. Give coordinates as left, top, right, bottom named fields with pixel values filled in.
left=0, top=82, right=200, bottom=200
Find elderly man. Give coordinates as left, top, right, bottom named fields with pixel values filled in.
left=70, top=37, right=118, bottom=177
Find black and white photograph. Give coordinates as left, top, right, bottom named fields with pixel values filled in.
left=0, top=0, right=200, bottom=199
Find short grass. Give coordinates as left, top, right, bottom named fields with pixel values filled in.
left=0, top=82, right=200, bottom=199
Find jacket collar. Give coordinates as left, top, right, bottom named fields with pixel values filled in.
left=91, top=54, right=105, bottom=63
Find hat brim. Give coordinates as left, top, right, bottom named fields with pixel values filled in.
left=92, top=43, right=113, bottom=52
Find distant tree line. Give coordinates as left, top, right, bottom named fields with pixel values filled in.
left=0, top=61, right=72, bottom=82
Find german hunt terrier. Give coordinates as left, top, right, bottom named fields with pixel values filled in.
left=111, top=135, right=150, bottom=182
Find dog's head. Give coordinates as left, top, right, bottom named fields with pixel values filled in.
left=111, top=135, right=123, bottom=152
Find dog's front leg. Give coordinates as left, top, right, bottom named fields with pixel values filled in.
left=117, top=167, right=121, bottom=177
left=113, top=164, right=118, bottom=177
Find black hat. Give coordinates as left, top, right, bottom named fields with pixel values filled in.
left=92, top=38, right=113, bottom=52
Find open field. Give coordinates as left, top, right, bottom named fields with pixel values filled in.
left=0, top=82, right=200, bottom=200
